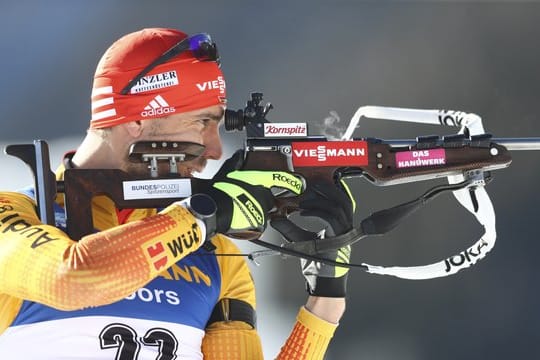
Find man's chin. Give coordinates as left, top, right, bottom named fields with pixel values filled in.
left=180, top=166, right=205, bottom=178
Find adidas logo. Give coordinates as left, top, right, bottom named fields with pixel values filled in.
left=140, top=95, right=176, bottom=117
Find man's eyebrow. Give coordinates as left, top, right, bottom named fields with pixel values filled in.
left=196, top=109, right=225, bottom=122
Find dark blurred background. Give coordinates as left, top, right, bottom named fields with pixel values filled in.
left=2, top=1, right=540, bottom=359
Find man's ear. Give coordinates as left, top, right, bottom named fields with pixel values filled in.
left=123, top=120, right=144, bottom=138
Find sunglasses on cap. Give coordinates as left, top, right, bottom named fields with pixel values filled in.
left=121, top=33, right=220, bottom=95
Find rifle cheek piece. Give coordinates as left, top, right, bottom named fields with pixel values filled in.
left=128, top=141, right=206, bottom=178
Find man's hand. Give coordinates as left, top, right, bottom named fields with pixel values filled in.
left=205, top=150, right=303, bottom=236
left=270, top=179, right=355, bottom=325
left=297, top=181, right=355, bottom=297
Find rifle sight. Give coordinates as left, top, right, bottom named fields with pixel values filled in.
left=224, top=92, right=273, bottom=136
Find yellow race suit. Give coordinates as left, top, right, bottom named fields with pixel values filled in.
left=0, top=162, right=338, bottom=359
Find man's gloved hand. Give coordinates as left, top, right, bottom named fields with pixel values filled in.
left=205, top=150, right=304, bottom=237
left=297, top=180, right=355, bottom=297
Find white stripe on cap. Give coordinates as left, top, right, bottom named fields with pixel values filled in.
left=91, top=97, right=114, bottom=110
left=91, top=86, right=113, bottom=97
left=92, top=108, right=117, bottom=121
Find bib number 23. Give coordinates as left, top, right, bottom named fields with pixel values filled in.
left=99, top=323, right=178, bottom=360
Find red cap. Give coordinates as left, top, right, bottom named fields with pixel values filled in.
left=90, top=28, right=226, bottom=129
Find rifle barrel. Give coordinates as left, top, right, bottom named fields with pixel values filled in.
left=493, top=138, right=540, bottom=151
left=382, top=137, right=540, bottom=151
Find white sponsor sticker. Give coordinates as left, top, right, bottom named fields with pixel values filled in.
left=130, top=71, right=179, bottom=94
left=264, top=123, right=308, bottom=137
left=123, top=179, right=192, bottom=200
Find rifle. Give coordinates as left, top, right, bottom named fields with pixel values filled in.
left=5, top=92, right=540, bottom=280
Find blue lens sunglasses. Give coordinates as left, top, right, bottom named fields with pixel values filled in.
left=121, top=33, right=219, bottom=95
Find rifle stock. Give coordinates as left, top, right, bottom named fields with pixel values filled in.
left=62, top=169, right=211, bottom=240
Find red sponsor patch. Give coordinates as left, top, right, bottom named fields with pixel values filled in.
left=292, top=141, right=368, bottom=167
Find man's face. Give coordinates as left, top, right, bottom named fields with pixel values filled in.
left=124, top=104, right=225, bottom=177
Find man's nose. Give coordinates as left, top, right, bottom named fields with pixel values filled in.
left=203, top=124, right=223, bottom=160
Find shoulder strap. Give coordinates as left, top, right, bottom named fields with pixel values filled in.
left=206, top=298, right=256, bottom=329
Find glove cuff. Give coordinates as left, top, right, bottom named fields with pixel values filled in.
left=306, top=274, right=348, bottom=298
